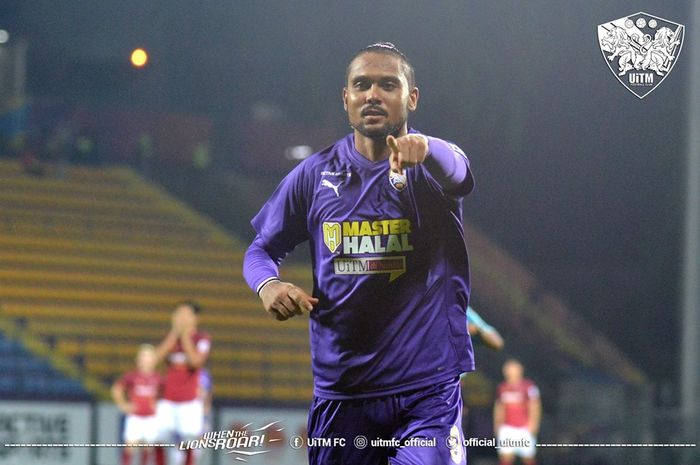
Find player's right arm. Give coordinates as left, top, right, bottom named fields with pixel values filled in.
left=243, top=163, right=317, bottom=320
left=493, top=391, right=504, bottom=433
left=154, top=321, right=179, bottom=364
left=111, top=378, right=133, bottom=414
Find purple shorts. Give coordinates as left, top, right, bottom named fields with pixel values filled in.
left=307, top=377, right=467, bottom=465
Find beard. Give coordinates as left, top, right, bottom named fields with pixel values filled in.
left=350, top=118, right=404, bottom=141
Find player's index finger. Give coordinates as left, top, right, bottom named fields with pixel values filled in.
left=387, top=135, right=400, bottom=153
left=288, top=287, right=312, bottom=308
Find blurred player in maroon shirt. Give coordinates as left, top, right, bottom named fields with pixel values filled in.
left=112, top=344, right=163, bottom=465
left=493, top=359, right=541, bottom=465
left=154, top=301, right=211, bottom=465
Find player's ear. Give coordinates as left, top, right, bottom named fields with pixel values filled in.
left=408, top=87, right=419, bottom=112
left=342, top=87, right=348, bottom=111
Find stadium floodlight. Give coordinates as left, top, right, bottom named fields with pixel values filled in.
left=130, top=48, right=148, bottom=68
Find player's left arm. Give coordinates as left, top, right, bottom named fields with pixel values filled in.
left=528, top=386, right=542, bottom=436
left=387, top=134, right=473, bottom=195
left=180, top=328, right=210, bottom=369
left=467, top=306, right=505, bottom=351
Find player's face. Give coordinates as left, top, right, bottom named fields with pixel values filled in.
left=137, top=349, right=156, bottom=373
left=343, top=52, right=418, bottom=140
left=503, top=360, right=524, bottom=383
left=175, top=304, right=198, bottom=329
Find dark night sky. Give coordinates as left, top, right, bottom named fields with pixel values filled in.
left=1, top=0, right=691, bottom=393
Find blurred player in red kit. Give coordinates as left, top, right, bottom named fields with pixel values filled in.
left=493, top=359, right=541, bottom=465
left=112, top=344, right=163, bottom=465
left=154, top=301, right=211, bottom=465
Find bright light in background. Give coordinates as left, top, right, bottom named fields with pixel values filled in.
left=0, top=30, right=9, bottom=44
left=285, top=145, right=313, bottom=160
left=130, top=48, right=148, bottom=68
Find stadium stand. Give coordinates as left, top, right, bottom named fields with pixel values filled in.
left=0, top=157, right=647, bottom=412
left=0, top=159, right=314, bottom=403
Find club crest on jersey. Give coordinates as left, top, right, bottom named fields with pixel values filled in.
left=389, top=171, right=407, bottom=192
left=597, top=12, right=684, bottom=99
left=323, top=222, right=341, bottom=253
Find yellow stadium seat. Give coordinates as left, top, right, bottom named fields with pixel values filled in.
left=0, top=160, right=313, bottom=403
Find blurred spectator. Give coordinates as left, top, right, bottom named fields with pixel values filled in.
left=111, top=344, right=164, bottom=465
left=192, top=142, right=211, bottom=172
left=494, top=359, right=541, bottom=465
left=154, top=301, right=211, bottom=465
left=137, top=132, right=155, bottom=177
left=45, top=117, right=77, bottom=178
left=20, top=145, right=44, bottom=176
left=73, top=126, right=100, bottom=165
left=13, top=133, right=44, bottom=176
left=188, top=141, right=211, bottom=194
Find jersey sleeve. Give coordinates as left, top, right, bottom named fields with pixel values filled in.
left=466, top=306, right=496, bottom=333
left=243, top=163, right=311, bottom=292
left=526, top=382, right=540, bottom=400
left=196, top=333, right=211, bottom=363
left=422, top=136, right=474, bottom=198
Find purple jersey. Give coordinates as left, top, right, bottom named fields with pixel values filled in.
left=244, top=130, right=475, bottom=399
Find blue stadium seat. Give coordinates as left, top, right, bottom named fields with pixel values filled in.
left=0, top=374, right=20, bottom=395
left=0, top=355, right=19, bottom=372
left=0, top=333, right=89, bottom=399
left=0, top=335, right=21, bottom=354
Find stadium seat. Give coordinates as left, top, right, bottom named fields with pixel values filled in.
left=0, top=160, right=313, bottom=403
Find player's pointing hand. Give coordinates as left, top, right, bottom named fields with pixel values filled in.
left=259, top=280, right=319, bottom=321
left=386, top=134, right=429, bottom=174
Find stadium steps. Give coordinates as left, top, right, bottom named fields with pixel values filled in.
left=0, top=248, right=310, bottom=282
left=0, top=192, right=182, bottom=221
left=0, top=161, right=130, bottom=184
left=25, top=320, right=309, bottom=346
left=0, top=287, right=259, bottom=310
left=0, top=268, right=254, bottom=297
left=85, top=360, right=311, bottom=386
left=1, top=220, right=214, bottom=249
left=0, top=159, right=313, bottom=403
left=15, top=307, right=308, bottom=335
left=0, top=234, right=241, bottom=264
left=0, top=175, right=154, bottom=201
left=0, top=302, right=309, bottom=329
left=58, top=340, right=309, bottom=364
left=1, top=206, right=212, bottom=237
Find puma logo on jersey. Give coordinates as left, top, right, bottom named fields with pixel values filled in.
left=321, top=179, right=341, bottom=197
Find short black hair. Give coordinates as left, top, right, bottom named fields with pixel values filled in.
left=345, top=42, right=416, bottom=88
left=176, top=300, right=203, bottom=314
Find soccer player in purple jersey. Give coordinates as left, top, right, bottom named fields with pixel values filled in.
left=243, top=42, right=475, bottom=465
